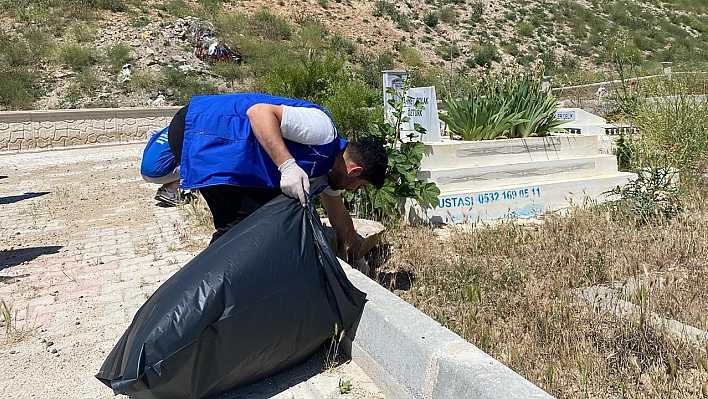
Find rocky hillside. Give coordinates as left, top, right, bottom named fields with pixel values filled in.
left=1, top=0, right=707, bottom=110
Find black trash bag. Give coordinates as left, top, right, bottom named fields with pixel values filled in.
left=95, top=195, right=366, bottom=399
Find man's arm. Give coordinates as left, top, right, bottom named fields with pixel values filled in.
left=247, top=103, right=309, bottom=204
left=246, top=103, right=291, bottom=166
left=320, top=192, right=364, bottom=260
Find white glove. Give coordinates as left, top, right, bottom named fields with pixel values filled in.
left=353, top=258, right=370, bottom=276
left=278, top=158, right=309, bottom=205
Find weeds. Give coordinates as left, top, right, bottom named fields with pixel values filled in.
left=379, top=177, right=708, bottom=397
left=177, top=192, right=213, bottom=236
left=56, top=43, right=96, bottom=71
left=1, top=299, right=34, bottom=344
left=324, top=323, right=345, bottom=370
left=105, top=42, right=134, bottom=72
left=604, top=167, right=683, bottom=226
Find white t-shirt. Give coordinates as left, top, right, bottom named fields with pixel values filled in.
left=280, top=105, right=336, bottom=145
left=280, top=105, right=341, bottom=197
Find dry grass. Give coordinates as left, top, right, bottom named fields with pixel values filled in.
left=0, top=299, right=36, bottom=347
left=375, top=181, right=708, bottom=398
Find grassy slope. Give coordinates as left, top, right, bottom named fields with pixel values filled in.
left=1, top=0, right=707, bottom=110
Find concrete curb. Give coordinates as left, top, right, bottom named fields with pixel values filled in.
left=339, top=260, right=553, bottom=399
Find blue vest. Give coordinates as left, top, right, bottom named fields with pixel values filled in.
left=179, top=93, right=348, bottom=190
left=140, top=127, right=175, bottom=178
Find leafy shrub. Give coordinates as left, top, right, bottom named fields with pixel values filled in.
left=56, top=43, right=96, bottom=71
left=423, top=12, right=438, bottom=28
left=258, top=52, right=347, bottom=105
left=71, top=23, right=98, bottom=43
left=0, top=36, right=34, bottom=67
left=161, top=67, right=222, bottom=105
left=123, top=70, right=159, bottom=92
left=130, top=14, right=150, bottom=28
left=105, top=42, right=134, bottom=72
left=373, top=0, right=411, bottom=31
left=397, top=45, right=423, bottom=68
left=0, top=69, right=41, bottom=110
left=625, top=76, right=708, bottom=181
left=469, top=1, right=484, bottom=23
left=210, top=62, right=244, bottom=86
left=439, top=6, right=456, bottom=24
left=354, top=50, right=394, bottom=89
left=351, top=79, right=440, bottom=221
left=67, top=69, right=100, bottom=104
left=329, top=33, right=357, bottom=56
left=251, top=7, right=292, bottom=40
left=515, top=21, right=534, bottom=36
left=473, top=44, right=500, bottom=67
left=604, top=168, right=683, bottom=226
left=295, top=20, right=328, bottom=52
left=436, top=42, right=461, bottom=60
left=97, top=0, right=127, bottom=12
left=322, top=78, right=379, bottom=139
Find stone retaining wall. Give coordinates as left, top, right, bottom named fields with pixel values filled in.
left=0, top=107, right=182, bottom=151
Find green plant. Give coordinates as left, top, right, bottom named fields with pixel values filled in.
left=469, top=1, right=483, bottom=23
left=1, top=299, right=33, bottom=342
left=67, top=69, right=100, bottom=104
left=56, top=43, right=96, bottom=71
left=398, top=45, right=423, bottom=68
left=435, top=42, right=461, bottom=60
left=329, top=33, right=357, bottom=56
left=354, top=50, right=394, bottom=89
left=473, top=44, right=500, bottom=67
left=123, top=70, right=159, bottom=92
left=516, top=21, right=534, bottom=36
left=0, top=69, right=42, bottom=110
left=441, top=96, right=527, bottom=140
left=615, top=131, right=634, bottom=171
left=604, top=167, right=683, bottom=225
left=250, top=7, right=292, bottom=40
left=373, top=0, right=411, bottom=31
left=71, top=22, right=98, bottom=43
left=351, top=74, right=440, bottom=221
left=440, top=70, right=565, bottom=140
left=322, top=78, right=379, bottom=139
left=423, top=12, right=438, bottom=27
left=439, top=6, right=456, bottom=24
left=259, top=52, right=347, bottom=105
left=160, top=67, right=221, bottom=105
left=294, top=20, right=328, bottom=52
left=129, top=13, right=150, bottom=28
left=158, top=0, right=191, bottom=17
left=338, top=379, right=352, bottom=394
left=97, top=0, right=127, bottom=12
left=105, top=42, right=134, bottom=72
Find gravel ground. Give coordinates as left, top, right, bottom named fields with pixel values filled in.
left=0, top=143, right=384, bottom=399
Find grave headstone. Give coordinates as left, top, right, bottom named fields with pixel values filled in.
left=382, top=70, right=441, bottom=143
left=400, top=86, right=442, bottom=143
left=382, top=70, right=407, bottom=124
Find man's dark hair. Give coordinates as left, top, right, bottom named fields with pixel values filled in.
left=347, top=140, right=388, bottom=189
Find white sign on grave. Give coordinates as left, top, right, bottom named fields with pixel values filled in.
left=554, top=110, right=576, bottom=121
left=400, top=86, right=442, bottom=142
left=382, top=70, right=407, bottom=123
left=382, top=70, right=441, bottom=143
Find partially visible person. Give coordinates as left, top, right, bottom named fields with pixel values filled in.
left=140, top=127, right=189, bottom=206
left=140, top=93, right=388, bottom=276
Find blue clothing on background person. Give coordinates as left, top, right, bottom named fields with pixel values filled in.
left=140, top=127, right=176, bottom=179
